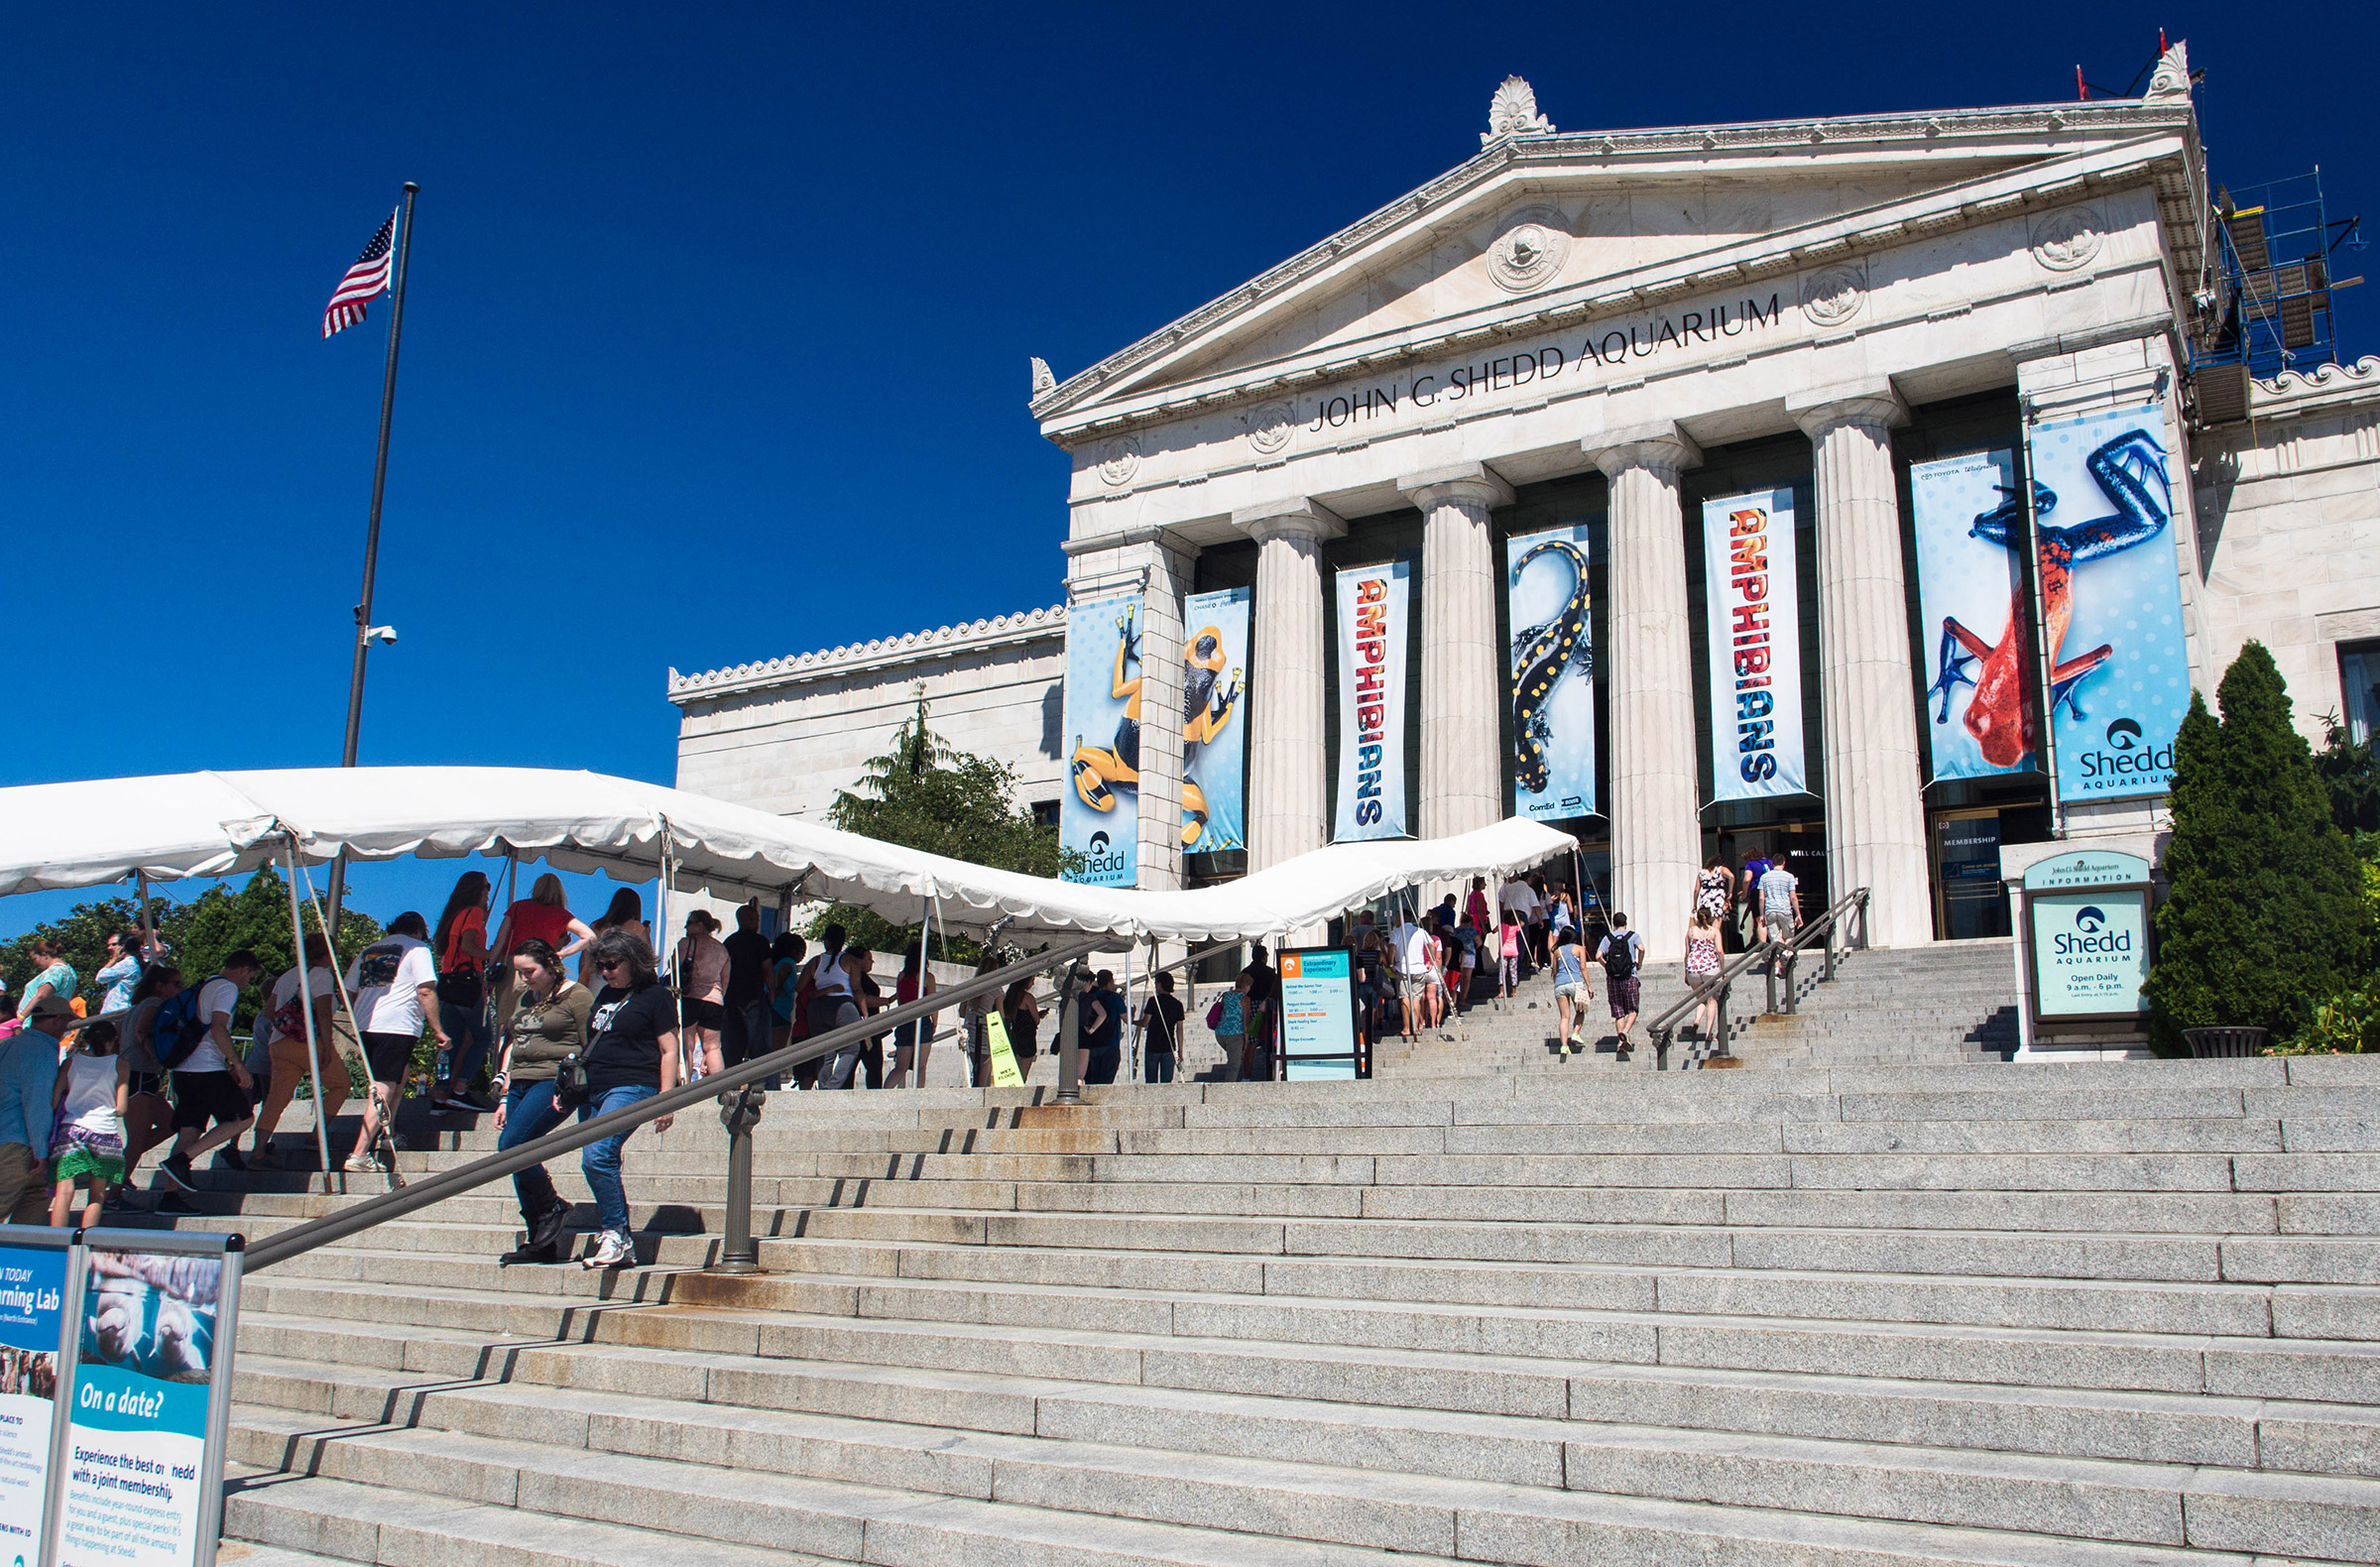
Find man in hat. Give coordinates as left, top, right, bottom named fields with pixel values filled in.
left=0, top=996, right=68, bottom=1221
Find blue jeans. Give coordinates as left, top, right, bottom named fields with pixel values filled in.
left=578, top=1084, right=654, bottom=1239
left=439, top=1002, right=494, bottom=1087
left=499, top=1079, right=569, bottom=1219
left=1084, top=1042, right=1120, bottom=1085
left=1143, top=1050, right=1174, bottom=1084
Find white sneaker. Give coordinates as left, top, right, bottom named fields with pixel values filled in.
left=343, top=1152, right=386, bottom=1174
left=581, top=1231, right=632, bottom=1269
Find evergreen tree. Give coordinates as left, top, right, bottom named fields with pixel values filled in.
left=2145, top=642, right=2364, bottom=1049
left=814, top=694, right=1075, bottom=958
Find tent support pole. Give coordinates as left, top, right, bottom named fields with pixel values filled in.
left=282, top=842, right=338, bottom=1192
left=1054, top=959, right=1088, bottom=1104
left=298, top=862, right=364, bottom=1195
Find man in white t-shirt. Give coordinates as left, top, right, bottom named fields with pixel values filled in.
left=342, top=912, right=445, bottom=1174
left=152, top=949, right=260, bottom=1192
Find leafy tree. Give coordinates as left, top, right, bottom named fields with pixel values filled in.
left=2145, top=642, right=2365, bottom=1051
left=2313, top=711, right=2380, bottom=836
left=813, top=694, right=1076, bottom=959
left=4, top=870, right=382, bottom=1028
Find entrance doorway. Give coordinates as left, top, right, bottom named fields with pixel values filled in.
left=1930, top=807, right=2008, bottom=939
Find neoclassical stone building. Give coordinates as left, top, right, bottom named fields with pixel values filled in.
left=674, top=60, right=2380, bottom=962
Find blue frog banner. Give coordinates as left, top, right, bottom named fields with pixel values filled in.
left=1505, top=524, right=1596, bottom=821
left=1179, top=587, right=1250, bottom=854
left=1911, top=448, right=2040, bottom=782
left=1061, top=592, right=1143, bottom=887
left=2019, top=402, right=2192, bottom=803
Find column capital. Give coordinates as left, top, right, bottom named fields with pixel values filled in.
left=1233, top=495, right=1346, bottom=544
left=1396, top=461, right=1513, bottom=514
left=1584, top=421, right=1702, bottom=480
left=1787, top=380, right=1910, bottom=440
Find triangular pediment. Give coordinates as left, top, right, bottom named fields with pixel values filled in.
left=1034, top=95, right=2201, bottom=437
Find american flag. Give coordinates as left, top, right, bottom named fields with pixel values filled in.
left=321, top=208, right=398, bottom=339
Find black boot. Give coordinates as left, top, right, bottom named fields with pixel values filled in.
left=527, top=1198, right=572, bottom=1255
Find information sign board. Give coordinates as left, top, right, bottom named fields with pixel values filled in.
left=2021, top=850, right=2154, bottom=1026
left=0, top=1227, right=68, bottom=1558
left=45, top=1230, right=243, bottom=1567
left=1276, top=948, right=1366, bottom=1080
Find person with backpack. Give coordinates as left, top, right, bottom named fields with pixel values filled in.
left=342, top=913, right=445, bottom=1175
left=430, top=871, right=498, bottom=1115
left=1596, top=914, right=1645, bottom=1060
left=151, top=949, right=261, bottom=1191
left=116, top=966, right=182, bottom=1212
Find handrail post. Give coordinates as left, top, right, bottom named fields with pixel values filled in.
left=710, top=1083, right=768, bottom=1275
left=1716, top=979, right=1732, bottom=1059
left=1054, top=959, right=1090, bottom=1104
left=1822, top=919, right=1837, bottom=985
left=1764, top=944, right=1779, bottom=1016
left=1650, top=1023, right=1671, bottom=1072
left=1783, top=948, right=1802, bottom=1015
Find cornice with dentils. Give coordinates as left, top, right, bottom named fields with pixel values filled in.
left=668, top=606, right=1066, bottom=704
left=1032, top=100, right=2199, bottom=445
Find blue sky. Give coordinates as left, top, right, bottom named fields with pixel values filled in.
left=4, top=3, right=2372, bottom=938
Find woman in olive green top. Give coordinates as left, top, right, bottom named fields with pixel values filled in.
left=492, top=938, right=593, bottom=1265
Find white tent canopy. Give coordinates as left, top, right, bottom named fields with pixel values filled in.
left=0, top=767, right=1577, bottom=942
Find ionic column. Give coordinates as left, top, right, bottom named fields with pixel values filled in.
left=1399, top=462, right=1514, bottom=849
left=1586, top=423, right=1703, bottom=964
left=1236, top=498, right=1344, bottom=874
left=1789, top=384, right=1931, bottom=947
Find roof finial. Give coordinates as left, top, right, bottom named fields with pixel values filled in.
left=1483, top=75, right=1554, bottom=146
left=1030, top=357, right=1056, bottom=397
left=2143, top=40, right=2192, bottom=102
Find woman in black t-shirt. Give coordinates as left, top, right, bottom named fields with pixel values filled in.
left=1136, top=972, right=1185, bottom=1084
left=577, top=929, right=681, bottom=1269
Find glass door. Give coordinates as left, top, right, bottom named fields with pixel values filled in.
left=1930, top=808, right=2008, bottom=939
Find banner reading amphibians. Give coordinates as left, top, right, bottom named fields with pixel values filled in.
left=1061, top=592, right=1143, bottom=887
left=1505, top=525, right=1596, bottom=821
left=0, top=1230, right=64, bottom=1554
left=1701, top=488, right=1807, bottom=802
left=1332, top=559, right=1412, bottom=841
left=1910, top=448, right=2039, bottom=781
left=53, top=1244, right=237, bottom=1567
left=1179, top=586, right=1250, bottom=854
left=2023, top=402, right=2192, bottom=801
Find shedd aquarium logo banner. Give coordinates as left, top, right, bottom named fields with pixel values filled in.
left=1062, top=593, right=1143, bottom=888
left=2030, top=890, right=2150, bottom=1020
left=2022, top=401, right=2193, bottom=802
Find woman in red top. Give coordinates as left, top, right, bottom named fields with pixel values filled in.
left=489, top=875, right=595, bottom=1051
left=432, top=872, right=498, bottom=1113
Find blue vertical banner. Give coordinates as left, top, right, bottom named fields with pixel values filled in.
left=1060, top=593, right=1143, bottom=887
left=1910, top=448, right=2040, bottom=781
left=1333, top=559, right=1412, bottom=842
left=1701, top=487, right=1807, bottom=802
left=1179, top=587, right=1250, bottom=854
left=2023, top=402, right=2192, bottom=802
left=1505, top=525, right=1596, bottom=821
left=0, top=1229, right=66, bottom=1556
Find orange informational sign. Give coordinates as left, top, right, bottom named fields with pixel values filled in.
left=1276, top=946, right=1363, bottom=1079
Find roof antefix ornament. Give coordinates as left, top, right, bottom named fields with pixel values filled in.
left=1483, top=74, right=1554, bottom=146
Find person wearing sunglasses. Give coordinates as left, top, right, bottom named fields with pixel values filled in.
left=574, top=928, right=679, bottom=1269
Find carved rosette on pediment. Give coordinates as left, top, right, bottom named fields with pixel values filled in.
left=1486, top=203, right=1573, bottom=295
left=1242, top=402, right=1298, bottom=456
left=1799, top=263, right=1866, bottom=327
left=2030, top=206, right=2105, bottom=272
left=1096, top=433, right=1143, bottom=488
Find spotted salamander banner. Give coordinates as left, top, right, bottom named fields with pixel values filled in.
left=1505, top=524, right=1596, bottom=822
left=1701, top=488, right=1807, bottom=803
left=2022, top=401, right=2191, bottom=803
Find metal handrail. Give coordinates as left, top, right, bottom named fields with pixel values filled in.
left=1643, top=887, right=1871, bottom=1070
left=1769, top=887, right=1871, bottom=1017
left=242, top=933, right=1104, bottom=1271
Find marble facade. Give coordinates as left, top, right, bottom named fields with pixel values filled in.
left=673, top=61, right=2380, bottom=965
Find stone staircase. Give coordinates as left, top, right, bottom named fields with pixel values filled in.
left=186, top=1052, right=2380, bottom=1567
left=1362, top=938, right=2015, bottom=1076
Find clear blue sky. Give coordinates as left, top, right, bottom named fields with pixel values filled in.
left=5, top=3, right=2372, bottom=938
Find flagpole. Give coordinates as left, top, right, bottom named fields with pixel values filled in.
left=326, top=181, right=419, bottom=933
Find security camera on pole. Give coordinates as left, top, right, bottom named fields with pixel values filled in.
left=319, top=182, right=420, bottom=931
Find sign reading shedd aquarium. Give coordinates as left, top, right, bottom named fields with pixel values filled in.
left=1179, top=587, right=1250, bottom=855
left=1061, top=592, right=1143, bottom=887
left=1506, top=525, right=1595, bottom=821
left=1701, top=488, right=1806, bottom=802
left=1910, top=448, right=2040, bottom=782
left=2022, top=402, right=2192, bottom=802
left=2023, top=851, right=2152, bottom=1023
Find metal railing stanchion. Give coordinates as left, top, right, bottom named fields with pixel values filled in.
left=713, top=1083, right=768, bottom=1274
left=1054, top=959, right=1090, bottom=1104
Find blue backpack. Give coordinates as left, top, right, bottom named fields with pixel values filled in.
left=150, top=983, right=216, bottom=1069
